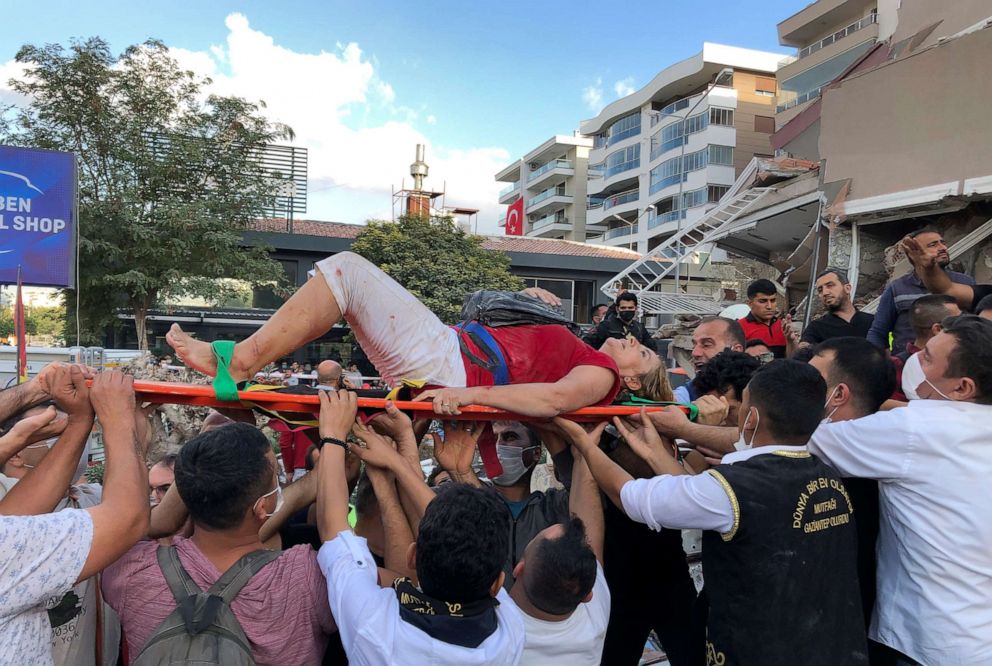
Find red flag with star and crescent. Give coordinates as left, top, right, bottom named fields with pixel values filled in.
left=504, top=198, right=524, bottom=236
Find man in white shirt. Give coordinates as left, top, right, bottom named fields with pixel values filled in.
left=315, top=390, right=525, bottom=665
left=808, top=315, right=992, bottom=665
left=0, top=368, right=150, bottom=666
left=508, top=423, right=610, bottom=665
left=573, top=360, right=868, bottom=665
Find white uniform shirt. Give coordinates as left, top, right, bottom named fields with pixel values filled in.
left=0, top=510, right=94, bottom=666
left=808, top=400, right=992, bottom=665
left=318, top=531, right=525, bottom=665
left=620, top=446, right=810, bottom=535
left=519, top=562, right=611, bottom=665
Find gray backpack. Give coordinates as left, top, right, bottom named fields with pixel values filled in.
left=133, top=545, right=281, bottom=665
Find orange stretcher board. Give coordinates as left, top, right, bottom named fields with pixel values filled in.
left=128, top=380, right=691, bottom=422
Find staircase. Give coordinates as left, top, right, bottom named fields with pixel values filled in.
left=603, top=187, right=774, bottom=314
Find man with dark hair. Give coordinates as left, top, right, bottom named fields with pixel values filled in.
left=590, top=304, right=609, bottom=326
left=737, top=279, right=797, bottom=359
left=690, top=350, right=760, bottom=427
left=976, top=293, right=992, bottom=319
left=509, top=428, right=610, bottom=665
left=744, top=339, right=773, bottom=363
left=808, top=316, right=992, bottom=663
left=432, top=421, right=570, bottom=589
left=316, top=390, right=525, bottom=664
left=868, top=228, right=975, bottom=351
left=102, top=422, right=336, bottom=664
left=673, top=317, right=746, bottom=403
left=801, top=268, right=874, bottom=346
left=574, top=360, right=867, bottom=664
left=888, top=294, right=961, bottom=401
left=810, top=337, right=896, bottom=665
left=148, top=454, right=177, bottom=507
left=582, top=292, right=654, bottom=350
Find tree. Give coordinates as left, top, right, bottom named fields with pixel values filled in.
left=351, top=215, right=523, bottom=324
left=1, top=38, right=290, bottom=348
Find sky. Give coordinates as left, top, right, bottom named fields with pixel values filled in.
left=0, top=0, right=810, bottom=234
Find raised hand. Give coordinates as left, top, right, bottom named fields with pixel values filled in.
left=369, top=400, right=414, bottom=441
left=89, top=371, right=135, bottom=426
left=318, top=389, right=358, bottom=440
left=612, top=408, right=677, bottom=465
left=434, top=421, right=483, bottom=475
left=50, top=365, right=93, bottom=422
left=694, top=394, right=729, bottom=427
left=4, top=406, right=61, bottom=448
left=899, top=234, right=931, bottom=268
left=552, top=417, right=608, bottom=457
left=349, top=420, right=403, bottom=470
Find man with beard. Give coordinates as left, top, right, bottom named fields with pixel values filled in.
left=867, top=228, right=974, bottom=352
left=800, top=269, right=874, bottom=347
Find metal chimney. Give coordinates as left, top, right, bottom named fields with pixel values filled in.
left=410, top=144, right=429, bottom=191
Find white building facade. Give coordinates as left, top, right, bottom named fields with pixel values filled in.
left=580, top=43, right=785, bottom=254
left=495, top=134, right=601, bottom=241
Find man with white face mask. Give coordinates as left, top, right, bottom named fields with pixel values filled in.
left=102, top=422, right=337, bottom=664
left=810, top=337, right=898, bottom=665
left=808, top=315, right=992, bottom=665
left=432, top=420, right=569, bottom=589
left=574, top=360, right=867, bottom=665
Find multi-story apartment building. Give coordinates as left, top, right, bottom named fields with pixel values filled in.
left=495, top=134, right=599, bottom=241
left=776, top=0, right=879, bottom=127
left=579, top=43, right=784, bottom=254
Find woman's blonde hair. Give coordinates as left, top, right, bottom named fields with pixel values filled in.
left=633, top=361, right=673, bottom=402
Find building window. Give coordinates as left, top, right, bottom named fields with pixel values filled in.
left=709, top=107, right=734, bottom=127
left=605, top=112, right=641, bottom=147
left=708, top=145, right=734, bottom=166
left=755, top=77, right=776, bottom=97
left=708, top=185, right=730, bottom=202
left=754, top=116, right=775, bottom=133
left=605, top=144, right=640, bottom=178
left=521, top=277, right=576, bottom=320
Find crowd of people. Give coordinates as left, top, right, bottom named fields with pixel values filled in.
left=1, top=229, right=991, bottom=665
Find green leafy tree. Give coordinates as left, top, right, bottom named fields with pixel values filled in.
left=351, top=215, right=523, bottom=324
left=1, top=38, right=290, bottom=348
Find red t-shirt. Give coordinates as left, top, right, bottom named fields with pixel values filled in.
left=456, top=324, right=622, bottom=405
left=738, top=314, right=788, bottom=358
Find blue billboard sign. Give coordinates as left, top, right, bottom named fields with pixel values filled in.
left=0, top=145, right=77, bottom=287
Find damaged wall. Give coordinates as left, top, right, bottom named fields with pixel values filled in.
left=819, top=26, right=992, bottom=201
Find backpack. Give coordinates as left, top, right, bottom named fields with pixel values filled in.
left=460, top=290, right=580, bottom=334
left=133, top=546, right=281, bottom=666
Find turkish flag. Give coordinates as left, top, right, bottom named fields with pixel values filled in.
left=504, top=198, right=524, bottom=236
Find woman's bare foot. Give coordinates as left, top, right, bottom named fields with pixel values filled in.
left=166, top=324, right=221, bottom=378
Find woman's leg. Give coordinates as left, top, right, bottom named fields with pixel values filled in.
left=167, top=275, right=342, bottom=382
left=167, top=252, right=465, bottom=386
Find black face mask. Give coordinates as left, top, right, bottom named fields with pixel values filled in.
left=618, top=310, right=636, bottom=323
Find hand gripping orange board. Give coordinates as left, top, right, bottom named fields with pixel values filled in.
left=129, top=380, right=690, bottom=423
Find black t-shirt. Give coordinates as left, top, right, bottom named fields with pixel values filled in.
left=970, top=284, right=992, bottom=313
left=800, top=310, right=874, bottom=345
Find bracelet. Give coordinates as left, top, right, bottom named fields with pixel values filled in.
left=320, top=436, right=348, bottom=449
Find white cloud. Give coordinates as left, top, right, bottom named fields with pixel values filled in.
left=426, top=114, right=437, bottom=125
left=582, top=77, right=603, bottom=112
left=614, top=76, right=635, bottom=98
left=1, top=12, right=512, bottom=233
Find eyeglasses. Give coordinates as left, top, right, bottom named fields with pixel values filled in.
left=151, top=483, right=172, bottom=497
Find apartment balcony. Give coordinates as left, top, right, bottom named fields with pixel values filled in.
left=498, top=181, right=520, bottom=204
left=777, top=15, right=878, bottom=91
left=589, top=188, right=641, bottom=226
left=529, top=213, right=572, bottom=238
left=604, top=223, right=639, bottom=241
left=526, top=187, right=572, bottom=215
left=526, top=159, right=574, bottom=190
left=778, top=0, right=877, bottom=48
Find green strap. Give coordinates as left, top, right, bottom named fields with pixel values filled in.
left=622, top=397, right=699, bottom=422
left=211, top=340, right=240, bottom=402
